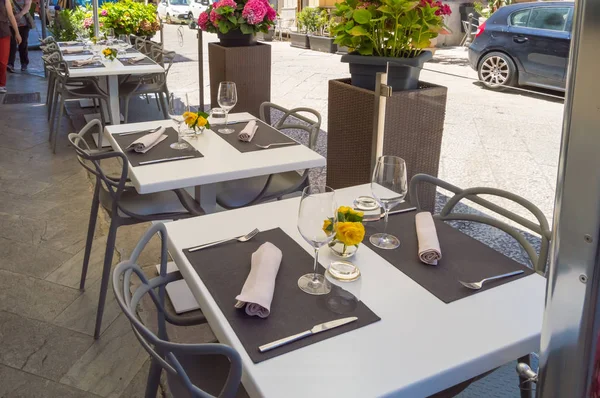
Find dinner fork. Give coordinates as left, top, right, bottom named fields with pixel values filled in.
left=255, top=142, right=296, bottom=149
left=188, top=228, right=260, bottom=252
left=117, top=126, right=161, bottom=136
left=459, top=270, right=524, bottom=290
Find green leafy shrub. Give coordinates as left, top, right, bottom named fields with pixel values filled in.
left=100, top=0, right=160, bottom=37
left=297, top=7, right=320, bottom=34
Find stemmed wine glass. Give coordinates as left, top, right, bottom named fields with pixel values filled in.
left=217, top=81, right=238, bottom=134
left=168, top=93, right=191, bottom=150
left=105, top=28, right=115, bottom=45
left=117, top=34, right=130, bottom=56
left=297, top=185, right=337, bottom=295
left=370, top=156, right=408, bottom=249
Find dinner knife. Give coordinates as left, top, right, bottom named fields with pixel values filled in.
left=139, top=155, right=195, bottom=165
left=363, top=206, right=418, bottom=222
left=117, top=126, right=162, bottom=136
left=258, top=317, right=358, bottom=353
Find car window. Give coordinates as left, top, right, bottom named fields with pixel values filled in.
left=528, top=7, right=570, bottom=31
left=510, top=9, right=530, bottom=27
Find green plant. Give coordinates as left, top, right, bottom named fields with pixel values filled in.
left=332, top=0, right=452, bottom=58
left=100, top=0, right=160, bottom=37
left=473, top=2, right=490, bottom=18
left=297, top=7, right=320, bottom=34
left=474, top=0, right=511, bottom=19
left=47, top=9, right=78, bottom=41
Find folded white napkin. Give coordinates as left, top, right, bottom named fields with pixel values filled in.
left=415, top=211, right=442, bottom=265
left=126, top=54, right=146, bottom=64
left=63, top=47, right=84, bottom=54
left=62, top=41, right=79, bottom=45
left=238, top=120, right=258, bottom=142
left=235, top=242, right=282, bottom=318
left=71, top=58, right=97, bottom=67
left=126, top=127, right=167, bottom=153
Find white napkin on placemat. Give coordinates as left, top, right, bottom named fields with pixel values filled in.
left=415, top=211, right=442, bottom=265
left=63, top=47, right=84, bottom=54
left=126, top=127, right=167, bottom=153
left=235, top=242, right=282, bottom=318
left=61, top=41, right=79, bottom=45
left=71, top=58, right=97, bottom=67
left=238, top=120, right=258, bottom=142
left=126, top=54, right=146, bottom=64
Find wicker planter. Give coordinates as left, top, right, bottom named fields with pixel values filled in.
left=326, top=78, right=447, bottom=211
left=208, top=42, right=271, bottom=117
left=308, top=35, right=337, bottom=53
left=290, top=32, right=310, bottom=49
left=341, top=51, right=433, bottom=91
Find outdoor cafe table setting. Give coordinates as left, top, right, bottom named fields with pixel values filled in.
left=58, top=41, right=164, bottom=125
left=162, top=183, right=547, bottom=397
left=103, top=112, right=325, bottom=213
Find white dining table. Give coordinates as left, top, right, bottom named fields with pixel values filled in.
left=103, top=113, right=326, bottom=213
left=60, top=44, right=164, bottom=125
left=163, top=184, right=547, bottom=398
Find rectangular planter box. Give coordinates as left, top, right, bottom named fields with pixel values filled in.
left=289, top=32, right=310, bottom=49
left=308, top=35, right=337, bottom=53
left=208, top=42, right=271, bottom=118
left=257, top=31, right=274, bottom=42
left=336, top=45, right=349, bottom=55
left=326, top=78, right=447, bottom=211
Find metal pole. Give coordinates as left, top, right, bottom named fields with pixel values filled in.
left=92, top=0, right=99, bottom=37
left=39, top=0, right=47, bottom=39
left=198, top=29, right=204, bottom=110
left=536, top=0, right=600, bottom=396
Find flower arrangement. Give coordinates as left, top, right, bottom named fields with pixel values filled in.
left=102, top=47, right=118, bottom=60
left=183, top=111, right=211, bottom=132
left=323, top=206, right=365, bottom=257
left=332, top=0, right=452, bottom=57
left=197, top=0, right=277, bottom=35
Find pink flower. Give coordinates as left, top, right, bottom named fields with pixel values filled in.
left=265, top=2, right=276, bottom=21
left=198, top=11, right=210, bottom=30
left=209, top=9, right=221, bottom=27
left=83, top=17, right=93, bottom=28
left=242, top=0, right=267, bottom=25
left=214, top=0, right=236, bottom=8
left=100, top=9, right=107, bottom=16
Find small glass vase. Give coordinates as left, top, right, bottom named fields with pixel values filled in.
left=328, top=239, right=358, bottom=258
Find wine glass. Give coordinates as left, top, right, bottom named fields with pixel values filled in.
left=297, top=185, right=337, bottom=295
left=370, top=156, right=408, bottom=250
left=105, top=28, right=115, bottom=45
left=117, top=34, right=130, bottom=56
left=217, top=81, right=238, bottom=134
left=168, top=93, right=191, bottom=150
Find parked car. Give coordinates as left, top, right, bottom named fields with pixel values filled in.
left=157, top=0, right=191, bottom=24
left=468, top=1, right=573, bottom=91
left=189, top=0, right=210, bottom=21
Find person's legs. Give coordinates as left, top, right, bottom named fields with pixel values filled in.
left=7, top=28, right=16, bottom=72
left=0, top=36, right=11, bottom=89
left=18, top=26, right=29, bottom=70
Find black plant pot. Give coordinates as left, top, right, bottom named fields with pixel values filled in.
left=340, top=51, right=433, bottom=91
left=308, top=35, right=337, bottom=53
left=289, top=32, right=310, bottom=49
left=217, top=30, right=256, bottom=47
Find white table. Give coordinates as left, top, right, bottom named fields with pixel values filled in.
left=61, top=46, right=164, bottom=125
left=164, top=184, right=547, bottom=398
left=104, top=113, right=326, bottom=213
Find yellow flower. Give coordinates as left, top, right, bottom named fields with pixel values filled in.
left=348, top=208, right=364, bottom=218
left=102, top=48, right=111, bottom=56
left=183, top=112, right=198, bottom=126
left=322, top=219, right=332, bottom=234
left=338, top=206, right=352, bottom=214
left=336, top=222, right=365, bottom=246
left=196, top=117, right=208, bottom=127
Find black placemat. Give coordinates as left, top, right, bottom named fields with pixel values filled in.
left=213, top=120, right=299, bottom=153
left=183, top=228, right=380, bottom=363
left=112, top=127, right=203, bottom=167
left=67, top=60, right=105, bottom=69
left=118, top=56, right=157, bottom=66
left=363, top=211, right=534, bottom=303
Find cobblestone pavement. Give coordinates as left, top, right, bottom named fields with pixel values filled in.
left=163, top=24, right=564, bottom=223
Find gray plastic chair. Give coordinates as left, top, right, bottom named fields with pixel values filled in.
left=410, top=174, right=550, bottom=398
left=113, top=223, right=248, bottom=398
left=70, top=120, right=205, bottom=339
left=215, top=102, right=322, bottom=209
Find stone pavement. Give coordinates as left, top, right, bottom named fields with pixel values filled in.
left=164, top=25, right=564, bottom=224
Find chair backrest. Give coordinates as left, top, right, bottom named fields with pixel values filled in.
left=42, top=52, right=62, bottom=67
left=151, top=47, right=175, bottom=72
left=112, top=223, right=243, bottom=398
left=409, top=174, right=552, bottom=275
left=41, top=42, right=60, bottom=54
left=259, top=102, right=322, bottom=150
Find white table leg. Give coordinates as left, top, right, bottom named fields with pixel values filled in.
left=107, top=75, right=121, bottom=125
left=195, top=184, right=217, bottom=214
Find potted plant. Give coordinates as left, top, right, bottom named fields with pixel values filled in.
left=197, top=0, right=277, bottom=47
left=290, top=7, right=318, bottom=49
left=332, top=0, right=451, bottom=91
left=308, top=10, right=338, bottom=53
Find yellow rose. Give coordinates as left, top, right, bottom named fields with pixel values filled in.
left=197, top=117, right=207, bottom=127
left=183, top=112, right=198, bottom=126
left=349, top=208, right=364, bottom=218
left=322, top=219, right=332, bottom=234
left=336, top=221, right=365, bottom=246
left=102, top=48, right=110, bottom=56
left=338, top=206, right=352, bottom=214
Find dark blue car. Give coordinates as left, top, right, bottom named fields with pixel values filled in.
left=468, top=1, right=573, bottom=91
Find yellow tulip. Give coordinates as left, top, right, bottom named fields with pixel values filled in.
left=335, top=222, right=365, bottom=246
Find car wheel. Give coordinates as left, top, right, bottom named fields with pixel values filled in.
left=478, top=52, right=517, bottom=89
left=166, top=14, right=172, bottom=24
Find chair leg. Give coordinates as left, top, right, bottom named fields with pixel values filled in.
left=52, top=93, right=66, bottom=154
left=144, top=358, right=163, bottom=398
left=80, top=182, right=100, bottom=291
left=93, top=218, right=119, bottom=339
left=98, top=98, right=108, bottom=127
left=46, top=74, right=54, bottom=120
left=154, top=94, right=161, bottom=111
left=48, top=86, right=60, bottom=142
left=158, top=92, right=169, bottom=119
left=123, top=96, right=130, bottom=123
left=518, top=354, right=533, bottom=398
